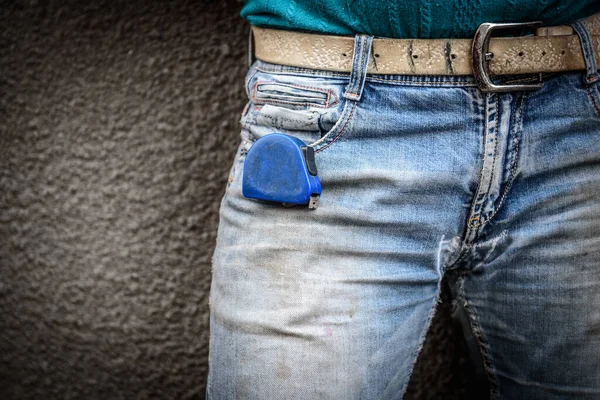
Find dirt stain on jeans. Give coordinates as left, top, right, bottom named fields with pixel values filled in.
left=276, top=358, right=292, bottom=380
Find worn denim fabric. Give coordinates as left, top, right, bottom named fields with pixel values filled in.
left=207, top=24, right=600, bottom=399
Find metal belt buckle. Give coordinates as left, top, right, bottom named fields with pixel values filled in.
left=472, top=21, right=544, bottom=93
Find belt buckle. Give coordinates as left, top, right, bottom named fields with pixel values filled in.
left=472, top=21, right=544, bottom=93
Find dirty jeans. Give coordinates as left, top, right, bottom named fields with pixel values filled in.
left=207, top=22, right=600, bottom=399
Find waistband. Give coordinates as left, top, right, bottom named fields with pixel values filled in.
left=250, top=12, right=600, bottom=93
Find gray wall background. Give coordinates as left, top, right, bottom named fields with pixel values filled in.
left=0, top=1, right=482, bottom=398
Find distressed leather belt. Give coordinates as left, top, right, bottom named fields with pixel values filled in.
left=251, top=12, right=600, bottom=92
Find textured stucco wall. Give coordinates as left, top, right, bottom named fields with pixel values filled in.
left=0, top=1, right=481, bottom=398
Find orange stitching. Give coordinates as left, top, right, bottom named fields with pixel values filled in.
left=256, top=65, right=350, bottom=78
left=468, top=215, right=481, bottom=228
left=346, top=37, right=366, bottom=97
left=480, top=94, right=501, bottom=210
left=330, top=89, right=338, bottom=105
left=255, top=66, right=477, bottom=86
left=479, top=92, right=527, bottom=226
left=252, top=80, right=339, bottom=108
left=586, top=84, right=600, bottom=117
left=457, top=276, right=500, bottom=399
left=253, top=97, right=329, bottom=109
left=256, top=80, right=332, bottom=97
left=315, top=101, right=357, bottom=153
left=466, top=94, right=496, bottom=230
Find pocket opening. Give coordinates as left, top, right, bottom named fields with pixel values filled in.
left=252, top=80, right=338, bottom=109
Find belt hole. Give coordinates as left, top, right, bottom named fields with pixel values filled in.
left=518, top=51, right=524, bottom=57
left=342, top=53, right=347, bottom=57
left=451, top=54, right=457, bottom=59
left=374, top=53, right=380, bottom=58
left=561, top=50, right=566, bottom=55
left=413, top=54, right=418, bottom=59
left=542, top=51, right=546, bottom=56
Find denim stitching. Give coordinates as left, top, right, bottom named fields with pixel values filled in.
left=311, top=35, right=368, bottom=151
left=571, top=21, right=600, bottom=116
left=345, top=36, right=369, bottom=100
left=355, top=36, right=373, bottom=98
left=255, top=60, right=567, bottom=88
left=355, top=36, right=367, bottom=95
left=354, top=36, right=366, bottom=95
left=314, top=101, right=357, bottom=153
left=572, top=21, right=599, bottom=85
left=457, top=275, right=500, bottom=400
left=254, top=68, right=478, bottom=86
left=252, top=80, right=339, bottom=108
left=251, top=97, right=329, bottom=109
left=254, top=80, right=334, bottom=99
left=582, top=30, right=596, bottom=81
left=256, top=65, right=350, bottom=78
left=468, top=93, right=499, bottom=229
left=345, top=37, right=362, bottom=97
left=586, top=84, right=600, bottom=117
left=480, top=93, right=527, bottom=226
left=477, top=93, right=501, bottom=227
left=399, top=275, right=444, bottom=398
left=347, top=38, right=359, bottom=95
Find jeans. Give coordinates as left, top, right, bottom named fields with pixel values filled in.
left=207, top=21, right=600, bottom=399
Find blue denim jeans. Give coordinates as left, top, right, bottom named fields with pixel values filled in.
left=207, top=22, right=600, bottom=399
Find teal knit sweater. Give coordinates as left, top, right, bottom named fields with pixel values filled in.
left=241, top=1, right=600, bottom=39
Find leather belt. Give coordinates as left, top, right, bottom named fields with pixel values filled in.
left=252, top=12, right=600, bottom=90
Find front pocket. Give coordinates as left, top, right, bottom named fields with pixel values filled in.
left=240, top=64, right=356, bottom=153
left=241, top=97, right=355, bottom=153
left=252, top=81, right=339, bottom=109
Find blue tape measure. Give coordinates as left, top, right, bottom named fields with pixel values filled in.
left=242, top=133, right=322, bottom=209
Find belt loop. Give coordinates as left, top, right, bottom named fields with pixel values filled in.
left=343, top=34, right=374, bottom=102
left=570, top=20, right=599, bottom=85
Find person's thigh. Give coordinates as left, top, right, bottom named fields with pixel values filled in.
left=458, top=72, right=600, bottom=399
left=207, top=63, right=484, bottom=399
